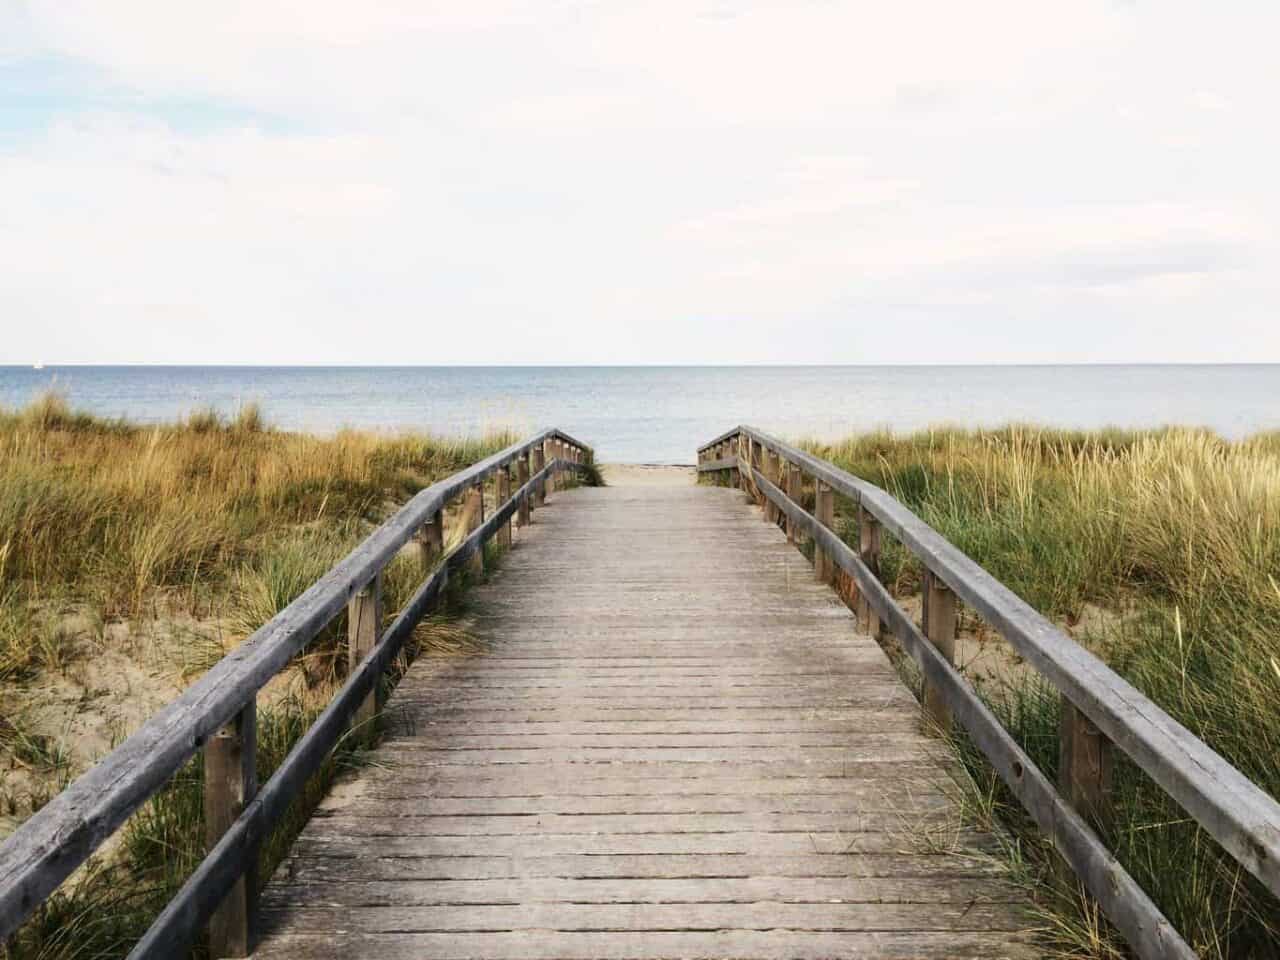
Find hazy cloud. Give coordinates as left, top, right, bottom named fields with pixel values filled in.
left=0, top=0, right=1277, bottom=363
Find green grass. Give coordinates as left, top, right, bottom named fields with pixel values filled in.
left=803, top=425, right=1280, bottom=959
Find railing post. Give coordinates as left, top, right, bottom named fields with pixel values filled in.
left=413, top=509, right=444, bottom=572
left=858, top=505, right=882, bottom=639
left=348, top=572, right=383, bottom=740
left=533, top=445, right=546, bottom=506
left=465, top=481, right=484, bottom=576
left=749, top=439, right=763, bottom=506
left=922, top=570, right=957, bottom=734
left=728, top=437, right=740, bottom=488
left=517, top=452, right=531, bottom=527
left=785, top=462, right=802, bottom=544
left=496, top=466, right=512, bottom=549
left=1060, top=700, right=1114, bottom=829
left=763, top=450, right=778, bottom=524
left=814, top=481, right=834, bottom=584
left=545, top=439, right=556, bottom=495
left=205, top=702, right=257, bottom=959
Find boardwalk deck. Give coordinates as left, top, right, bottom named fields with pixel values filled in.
left=253, top=480, right=1038, bottom=959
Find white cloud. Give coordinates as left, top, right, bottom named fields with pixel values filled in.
left=1, top=0, right=1278, bottom=363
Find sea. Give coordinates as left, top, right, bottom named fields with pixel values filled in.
left=1, top=365, right=1276, bottom=464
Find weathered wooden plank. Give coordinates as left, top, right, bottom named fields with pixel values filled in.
left=250, top=929, right=1040, bottom=959
left=338, top=770, right=950, bottom=795
left=314, top=791, right=953, bottom=817
left=317, top=759, right=951, bottom=784
left=287, top=829, right=1000, bottom=859
left=374, top=731, right=926, bottom=749
left=303, top=811, right=956, bottom=837
left=260, top=875, right=1022, bottom=907
left=269, top=852, right=1008, bottom=882
left=255, top=902, right=1030, bottom=933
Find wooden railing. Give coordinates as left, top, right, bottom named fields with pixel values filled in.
left=0, top=429, right=592, bottom=958
left=697, top=426, right=1280, bottom=960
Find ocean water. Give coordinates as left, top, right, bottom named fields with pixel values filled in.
left=0, top=365, right=1276, bottom=464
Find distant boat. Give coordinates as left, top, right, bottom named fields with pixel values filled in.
left=33, top=362, right=44, bottom=370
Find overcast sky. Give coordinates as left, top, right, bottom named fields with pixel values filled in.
left=1, top=1, right=1277, bottom=365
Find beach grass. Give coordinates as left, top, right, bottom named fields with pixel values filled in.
left=803, top=425, right=1280, bottom=959
left=0, top=393, right=520, bottom=958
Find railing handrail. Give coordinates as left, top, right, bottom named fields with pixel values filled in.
left=697, top=425, right=1280, bottom=958
left=0, top=427, right=590, bottom=946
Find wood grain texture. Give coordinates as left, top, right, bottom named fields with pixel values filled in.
left=253, top=482, right=1038, bottom=959
left=205, top=704, right=257, bottom=959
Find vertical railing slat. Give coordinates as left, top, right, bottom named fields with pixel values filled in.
left=204, top=702, right=257, bottom=958
left=922, top=570, right=957, bottom=734
left=348, top=573, right=383, bottom=741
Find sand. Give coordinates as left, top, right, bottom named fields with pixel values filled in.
left=600, top=463, right=696, bottom=487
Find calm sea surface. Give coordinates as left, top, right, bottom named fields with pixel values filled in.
left=1, top=365, right=1276, bottom=464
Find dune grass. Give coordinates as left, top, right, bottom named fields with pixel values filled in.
left=0, top=391, right=514, bottom=677
left=802, top=425, right=1280, bottom=959
left=0, top=393, right=521, bottom=958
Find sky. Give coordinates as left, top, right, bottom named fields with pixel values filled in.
left=1, top=1, right=1277, bottom=365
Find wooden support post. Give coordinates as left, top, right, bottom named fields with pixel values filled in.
left=763, top=451, right=778, bottom=524
left=728, top=439, right=740, bottom=488
left=922, top=570, right=957, bottom=735
left=533, top=445, right=546, bottom=506
left=465, top=482, right=484, bottom=576
left=496, top=467, right=512, bottom=549
left=517, top=453, right=531, bottom=527
left=750, top=440, right=763, bottom=506
left=786, top=462, right=802, bottom=544
left=1060, top=700, right=1114, bottom=829
left=348, top=572, right=382, bottom=740
left=205, top=702, right=257, bottom=959
left=545, top=440, right=556, bottom=495
left=414, top=509, right=444, bottom=573
left=858, top=506, right=882, bottom=639
left=814, top=481, right=834, bottom=584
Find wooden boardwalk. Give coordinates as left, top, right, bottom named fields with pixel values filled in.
left=253, top=479, right=1037, bottom=959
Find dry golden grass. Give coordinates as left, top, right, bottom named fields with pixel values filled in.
left=0, top=391, right=515, bottom=680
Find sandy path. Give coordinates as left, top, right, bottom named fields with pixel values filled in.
left=600, top=464, right=696, bottom=487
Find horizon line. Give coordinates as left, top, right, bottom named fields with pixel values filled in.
left=3, top=361, right=1279, bottom=369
